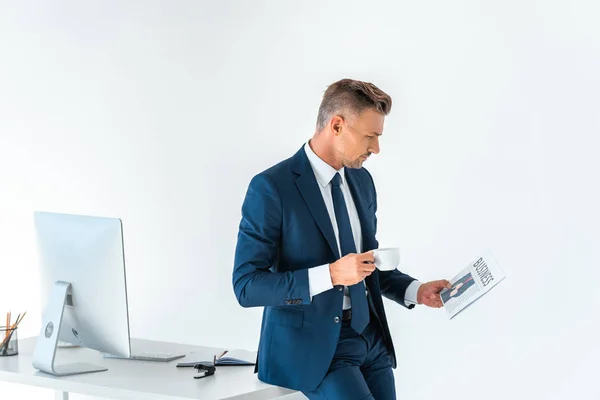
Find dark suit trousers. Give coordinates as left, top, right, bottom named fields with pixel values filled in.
left=302, top=316, right=396, bottom=400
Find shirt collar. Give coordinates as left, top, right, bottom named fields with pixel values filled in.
left=303, top=141, right=346, bottom=188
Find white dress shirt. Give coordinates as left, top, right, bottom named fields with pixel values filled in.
left=304, top=142, right=422, bottom=309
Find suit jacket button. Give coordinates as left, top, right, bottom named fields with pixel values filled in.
left=334, top=316, right=340, bottom=323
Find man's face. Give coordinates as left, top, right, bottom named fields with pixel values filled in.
left=333, top=108, right=384, bottom=169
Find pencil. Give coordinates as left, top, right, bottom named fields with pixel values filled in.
left=1, top=313, right=10, bottom=350
left=16, top=312, right=26, bottom=327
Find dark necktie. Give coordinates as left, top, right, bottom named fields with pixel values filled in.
left=331, top=172, right=369, bottom=334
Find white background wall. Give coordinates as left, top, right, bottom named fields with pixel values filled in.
left=1, top=1, right=599, bottom=399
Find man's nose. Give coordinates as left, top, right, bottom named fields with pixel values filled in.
left=369, top=137, right=380, bottom=154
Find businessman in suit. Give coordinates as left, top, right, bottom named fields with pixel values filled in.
left=233, top=78, right=451, bottom=400
left=441, top=273, right=475, bottom=304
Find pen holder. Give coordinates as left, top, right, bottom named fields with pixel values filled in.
left=0, top=326, right=18, bottom=356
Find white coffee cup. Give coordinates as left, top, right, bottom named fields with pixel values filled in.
left=372, top=248, right=400, bottom=271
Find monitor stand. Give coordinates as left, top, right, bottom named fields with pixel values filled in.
left=32, top=281, right=107, bottom=376
left=58, top=341, right=79, bottom=348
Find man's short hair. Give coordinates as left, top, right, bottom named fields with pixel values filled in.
left=316, top=78, right=392, bottom=131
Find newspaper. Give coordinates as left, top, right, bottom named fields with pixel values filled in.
left=440, top=249, right=505, bottom=319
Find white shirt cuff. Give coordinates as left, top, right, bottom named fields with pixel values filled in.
left=308, top=264, right=334, bottom=300
left=404, top=280, right=423, bottom=306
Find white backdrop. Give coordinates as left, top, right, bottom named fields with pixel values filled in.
left=1, top=1, right=599, bottom=399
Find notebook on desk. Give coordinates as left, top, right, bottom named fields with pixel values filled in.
left=176, top=349, right=256, bottom=367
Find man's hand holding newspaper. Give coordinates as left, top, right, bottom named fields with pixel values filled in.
left=417, top=280, right=453, bottom=308
left=439, top=249, right=506, bottom=319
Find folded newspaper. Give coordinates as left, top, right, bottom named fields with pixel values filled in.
left=440, top=250, right=505, bottom=319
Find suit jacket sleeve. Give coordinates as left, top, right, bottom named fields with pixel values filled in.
left=232, top=173, right=311, bottom=308
left=366, top=170, right=417, bottom=309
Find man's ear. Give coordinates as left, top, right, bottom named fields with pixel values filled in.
left=330, top=115, right=345, bottom=136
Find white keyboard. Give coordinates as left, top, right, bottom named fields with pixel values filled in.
left=103, top=351, right=186, bottom=362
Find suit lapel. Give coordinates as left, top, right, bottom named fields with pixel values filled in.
left=292, top=147, right=340, bottom=259
left=346, top=170, right=382, bottom=309
left=345, top=170, right=376, bottom=252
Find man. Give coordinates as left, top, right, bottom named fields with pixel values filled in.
left=232, top=78, right=451, bottom=400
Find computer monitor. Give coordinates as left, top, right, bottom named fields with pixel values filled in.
left=32, top=211, right=132, bottom=376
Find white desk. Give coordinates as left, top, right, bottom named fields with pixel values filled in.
left=0, top=337, right=297, bottom=400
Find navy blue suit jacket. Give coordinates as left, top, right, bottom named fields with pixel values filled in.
left=232, top=145, right=417, bottom=392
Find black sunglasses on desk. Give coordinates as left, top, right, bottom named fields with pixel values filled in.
left=193, top=362, right=216, bottom=379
